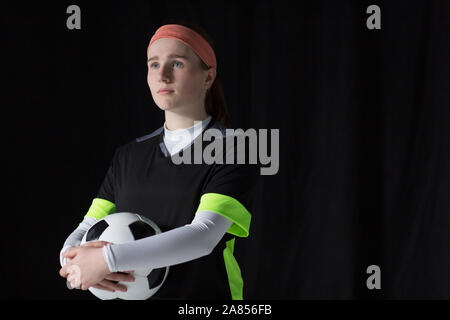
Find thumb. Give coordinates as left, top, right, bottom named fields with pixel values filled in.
left=62, top=247, right=78, bottom=259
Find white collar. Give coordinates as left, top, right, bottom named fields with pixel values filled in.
left=163, top=115, right=212, bottom=141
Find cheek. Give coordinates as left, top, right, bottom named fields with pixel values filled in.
left=178, top=72, right=203, bottom=96
left=146, top=70, right=152, bottom=85
left=147, top=71, right=157, bottom=92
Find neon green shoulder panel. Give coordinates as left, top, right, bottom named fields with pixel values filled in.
left=84, top=198, right=116, bottom=220
left=195, top=193, right=252, bottom=237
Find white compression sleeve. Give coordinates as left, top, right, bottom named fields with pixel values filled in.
left=102, top=211, right=233, bottom=273
left=60, top=216, right=98, bottom=267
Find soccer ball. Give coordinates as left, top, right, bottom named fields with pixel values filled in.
left=80, top=212, right=169, bottom=300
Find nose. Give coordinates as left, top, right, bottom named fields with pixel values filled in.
left=157, top=64, right=173, bottom=83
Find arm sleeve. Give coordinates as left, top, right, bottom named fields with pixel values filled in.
left=59, top=216, right=98, bottom=267
left=102, top=211, right=233, bottom=272
left=60, top=197, right=116, bottom=267
left=59, top=147, right=120, bottom=267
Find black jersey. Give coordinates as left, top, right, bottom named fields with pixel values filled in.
left=88, top=116, right=259, bottom=299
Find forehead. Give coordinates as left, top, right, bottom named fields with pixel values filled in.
left=148, top=38, right=193, bottom=59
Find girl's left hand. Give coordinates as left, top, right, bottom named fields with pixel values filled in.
left=59, top=246, right=110, bottom=290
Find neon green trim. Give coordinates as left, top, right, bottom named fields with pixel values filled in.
left=84, top=198, right=116, bottom=220
left=196, top=193, right=251, bottom=237
left=223, top=238, right=244, bottom=300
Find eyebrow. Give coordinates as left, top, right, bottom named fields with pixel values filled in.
left=147, top=54, right=188, bottom=62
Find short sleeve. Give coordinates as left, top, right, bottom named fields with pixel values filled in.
left=96, top=148, right=121, bottom=203
left=84, top=148, right=120, bottom=220
left=196, top=139, right=260, bottom=237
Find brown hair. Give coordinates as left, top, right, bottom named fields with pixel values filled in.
left=158, top=19, right=232, bottom=127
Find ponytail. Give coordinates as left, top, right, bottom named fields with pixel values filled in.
left=204, top=67, right=232, bottom=128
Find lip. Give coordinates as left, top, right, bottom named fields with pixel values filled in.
left=158, top=89, right=174, bottom=94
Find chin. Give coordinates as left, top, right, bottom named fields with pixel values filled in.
left=156, top=102, right=178, bottom=111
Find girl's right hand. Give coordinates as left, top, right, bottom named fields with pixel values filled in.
left=91, top=271, right=135, bottom=292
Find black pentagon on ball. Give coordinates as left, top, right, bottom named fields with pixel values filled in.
left=86, top=220, right=109, bottom=241
left=147, top=267, right=166, bottom=289
left=128, top=220, right=157, bottom=240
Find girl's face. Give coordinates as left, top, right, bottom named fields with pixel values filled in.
left=147, top=38, right=215, bottom=113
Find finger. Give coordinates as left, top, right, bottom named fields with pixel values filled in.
left=67, top=270, right=79, bottom=283
left=81, top=280, right=93, bottom=291
left=62, top=247, right=78, bottom=259
left=71, top=280, right=81, bottom=290
left=66, top=280, right=80, bottom=290
left=68, top=274, right=81, bottom=289
left=92, top=284, right=115, bottom=292
left=105, top=272, right=135, bottom=283
left=123, top=270, right=135, bottom=274
left=66, top=280, right=74, bottom=290
left=99, top=279, right=128, bottom=292
left=98, top=279, right=128, bottom=292
left=59, top=266, right=69, bottom=278
left=81, top=241, right=111, bottom=248
left=67, top=265, right=78, bottom=277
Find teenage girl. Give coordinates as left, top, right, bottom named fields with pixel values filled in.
left=59, top=23, right=258, bottom=300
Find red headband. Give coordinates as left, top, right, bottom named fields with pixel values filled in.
left=148, top=24, right=217, bottom=70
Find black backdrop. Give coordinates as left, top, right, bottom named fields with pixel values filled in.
left=2, top=0, right=449, bottom=300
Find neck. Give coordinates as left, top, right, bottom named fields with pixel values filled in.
left=164, top=108, right=210, bottom=131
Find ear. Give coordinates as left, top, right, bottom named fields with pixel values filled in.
left=205, top=68, right=217, bottom=91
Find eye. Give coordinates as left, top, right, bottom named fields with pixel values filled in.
left=149, top=61, right=183, bottom=69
